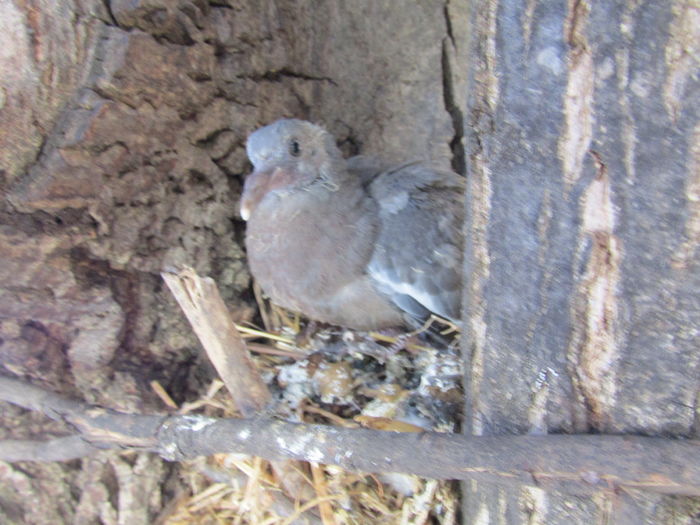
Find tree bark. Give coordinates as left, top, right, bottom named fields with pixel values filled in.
left=462, top=0, right=699, bottom=521
left=0, top=0, right=698, bottom=523
left=0, top=1, right=465, bottom=521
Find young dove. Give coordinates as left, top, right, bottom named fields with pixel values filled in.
left=241, top=119, right=464, bottom=330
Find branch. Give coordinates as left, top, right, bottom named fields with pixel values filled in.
left=0, top=436, right=100, bottom=462
left=1, top=376, right=699, bottom=496
left=0, top=375, right=162, bottom=449
left=157, top=417, right=700, bottom=496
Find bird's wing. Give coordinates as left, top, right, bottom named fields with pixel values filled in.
left=365, top=161, right=465, bottom=324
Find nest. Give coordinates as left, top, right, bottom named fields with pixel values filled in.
left=158, top=281, right=463, bottom=524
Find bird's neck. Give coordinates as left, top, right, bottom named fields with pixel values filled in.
left=297, top=164, right=357, bottom=198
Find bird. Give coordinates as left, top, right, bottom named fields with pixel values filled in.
left=240, top=119, right=464, bottom=331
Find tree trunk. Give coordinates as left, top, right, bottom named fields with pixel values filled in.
left=0, top=0, right=465, bottom=521
left=462, top=0, right=699, bottom=521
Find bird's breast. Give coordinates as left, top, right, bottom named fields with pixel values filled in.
left=244, top=191, right=390, bottom=324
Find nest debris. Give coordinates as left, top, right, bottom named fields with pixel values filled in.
left=158, top=287, right=462, bottom=524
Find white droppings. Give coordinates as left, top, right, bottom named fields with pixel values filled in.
left=416, top=350, right=462, bottom=401
left=185, top=416, right=216, bottom=432
left=275, top=431, right=320, bottom=460
left=276, top=360, right=314, bottom=414
left=307, top=448, right=324, bottom=462
left=161, top=442, right=178, bottom=459
left=238, top=428, right=251, bottom=441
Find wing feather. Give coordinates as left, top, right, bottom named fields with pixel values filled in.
left=358, top=160, right=465, bottom=323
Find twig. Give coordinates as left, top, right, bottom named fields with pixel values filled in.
left=246, top=342, right=307, bottom=360
left=162, top=266, right=271, bottom=417
left=310, top=462, right=336, bottom=525
left=235, top=324, right=296, bottom=345
left=1, top=376, right=699, bottom=496
left=163, top=267, right=313, bottom=503
left=0, top=435, right=100, bottom=461
left=367, top=332, right=432, bottom=353
left=302, top=404, right=359, bottom=428
left=253, top=281, right=275, bottom=332
left=150, top=380, right=178, bottom=409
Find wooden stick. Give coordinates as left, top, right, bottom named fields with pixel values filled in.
left=162, top=267, right=313, bottom=502
left=162, top=266, right=271, bottom=417
left=310, top=462, right=336, bottom=525
left=1, top=376, right=699, bottom=497
left=0, top=436, right=100, bottom=461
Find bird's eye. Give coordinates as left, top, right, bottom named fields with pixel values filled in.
left=289, top=139, right=301, bottom=157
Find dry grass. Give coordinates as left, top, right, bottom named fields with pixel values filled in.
left=158, top=294, right=461, bottom=524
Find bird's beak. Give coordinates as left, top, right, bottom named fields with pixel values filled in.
left=240, top=168, right=272, bottom=221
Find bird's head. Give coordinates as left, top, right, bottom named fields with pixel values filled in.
left=240, top=119, right=344, bottom=220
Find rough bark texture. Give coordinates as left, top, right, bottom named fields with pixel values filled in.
left=1, top=0, right=698, bottom=523
left=0, top=0, right=466, bottom=522
left=462, top=0, right=700, bottom=522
